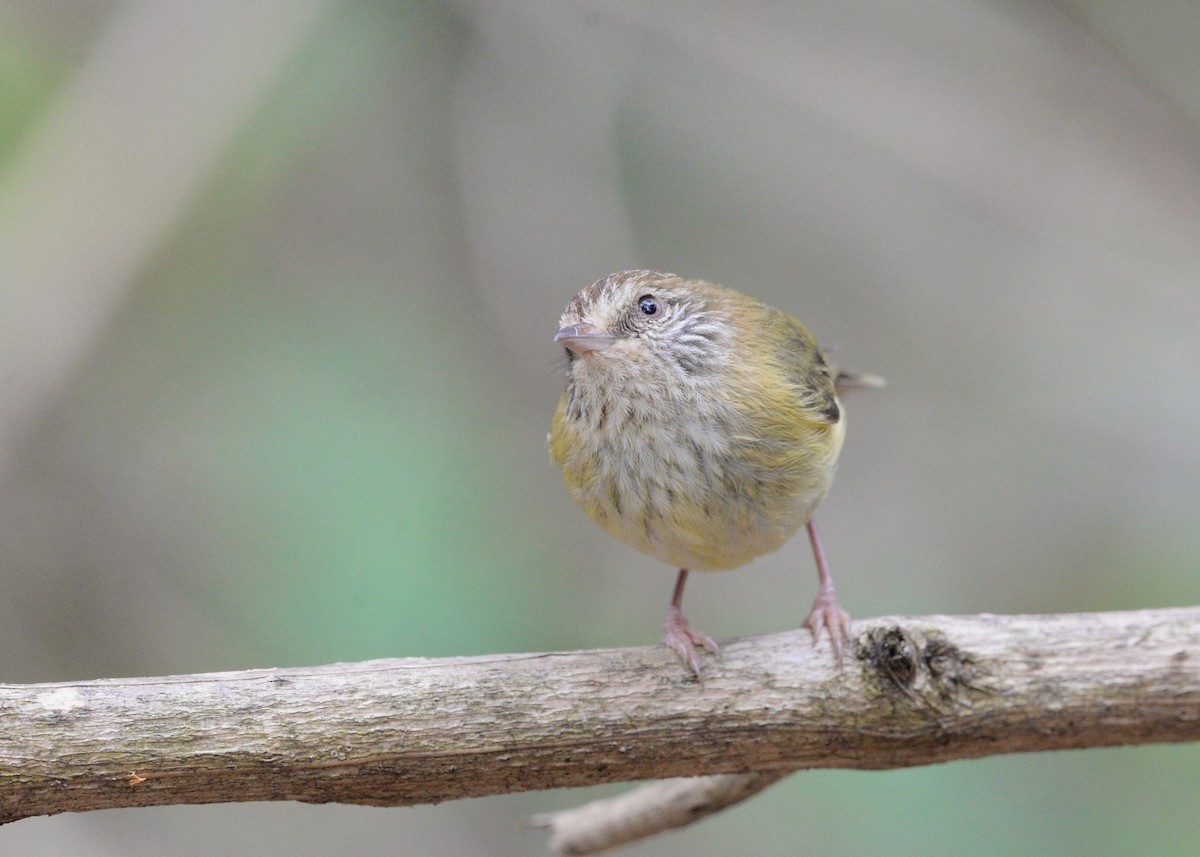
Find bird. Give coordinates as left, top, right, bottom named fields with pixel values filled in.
left=549, top=270, right=881, bottom=677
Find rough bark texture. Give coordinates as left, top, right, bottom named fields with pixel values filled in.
left=2, top=608, right=1197, bottom=833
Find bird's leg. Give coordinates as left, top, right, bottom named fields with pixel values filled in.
left=801, top=518, right=852, bottom=663
left=662, top=569, right=720, bottom=677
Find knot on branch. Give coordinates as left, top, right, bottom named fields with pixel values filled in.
left=858, top=625, right=986, bottom=707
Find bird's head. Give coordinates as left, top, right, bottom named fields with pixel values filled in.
left=554, top=270, right=732, bottom=380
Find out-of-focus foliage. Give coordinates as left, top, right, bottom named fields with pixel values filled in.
left=1, top=2, right=1197, bottom=856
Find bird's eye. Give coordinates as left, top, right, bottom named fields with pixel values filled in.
left=637, top=295, right=658, bottom=316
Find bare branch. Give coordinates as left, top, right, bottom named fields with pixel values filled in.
left=531, top=771, right=791, bottom=855
left=2, top=607, right=1197, bottom=852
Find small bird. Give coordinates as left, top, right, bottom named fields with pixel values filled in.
left=550, top=271, right=880, bottom=676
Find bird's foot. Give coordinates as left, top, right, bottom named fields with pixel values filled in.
left=802, top=586, right=852, bottom=665
left=663, top=605, right=720, bottom=678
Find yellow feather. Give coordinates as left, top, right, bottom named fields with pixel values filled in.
left=549, top=273, right=850, bottom=572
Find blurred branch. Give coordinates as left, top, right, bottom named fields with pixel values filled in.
left=0, top=0, right=326, bottom=470
left=1, top=608, right=1197, bottom=854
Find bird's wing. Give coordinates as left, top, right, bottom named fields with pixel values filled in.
left=772, top=310, right=842, bottom=425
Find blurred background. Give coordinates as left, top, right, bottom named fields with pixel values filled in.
left=1, top=1, right=1197, bottom=855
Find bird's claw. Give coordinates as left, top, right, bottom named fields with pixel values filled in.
left=803, top=587, right=852, bottom=665
left=663, top=606, right=720, bottom=678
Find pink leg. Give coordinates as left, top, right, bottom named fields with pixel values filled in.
left=662, top=569, right=720, bottom=677
left=801, top=519, right=852, bottom=663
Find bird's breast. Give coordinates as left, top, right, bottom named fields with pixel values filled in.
left=551, top=369, right=842, bottom=571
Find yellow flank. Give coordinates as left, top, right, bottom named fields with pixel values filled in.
left=549, top=271, right=845, bottom=572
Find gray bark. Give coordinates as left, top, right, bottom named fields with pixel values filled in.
left=2, top=608, right=1197, bottom=852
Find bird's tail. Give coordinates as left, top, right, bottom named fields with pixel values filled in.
left=834, top=370, right=886, bottom=394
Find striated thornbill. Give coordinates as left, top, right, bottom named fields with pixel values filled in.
left=550, top=270, right=880, bottom=676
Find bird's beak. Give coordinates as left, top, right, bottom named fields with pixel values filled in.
left=553, top=323, right=616, bottom=354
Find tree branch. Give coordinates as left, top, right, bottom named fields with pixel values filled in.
left=2, top=608, right=1197, bottom=852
